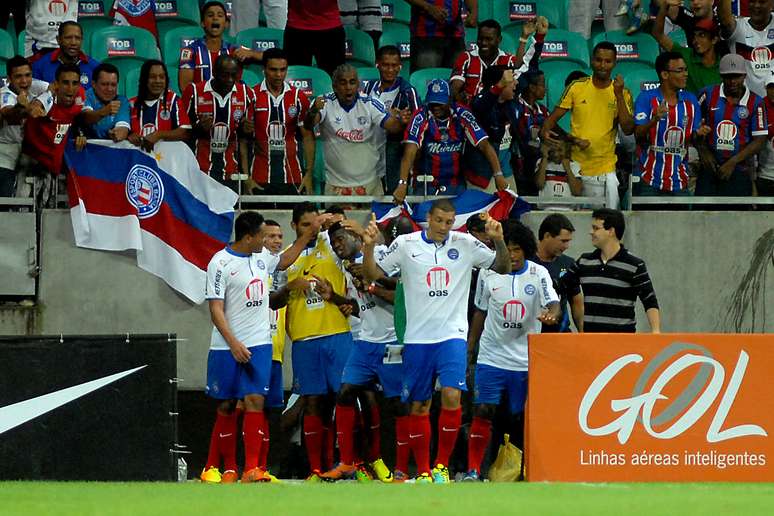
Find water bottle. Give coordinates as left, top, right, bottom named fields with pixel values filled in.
left=177, top=457, right=188, bottom=482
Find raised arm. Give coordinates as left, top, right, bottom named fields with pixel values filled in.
left=718, top=0, right=737, bottom=38
left=651, top=0, right=677, bottom=51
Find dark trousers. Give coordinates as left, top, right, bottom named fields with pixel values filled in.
left=409, top=36, right=465, bottom=71
left=284, top=26, right=346, bottom=78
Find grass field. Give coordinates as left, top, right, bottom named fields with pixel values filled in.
left=3, top=482, right=774, bottom=516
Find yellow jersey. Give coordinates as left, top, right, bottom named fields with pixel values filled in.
left=557, top=77, right=633, bottom=176
left=285, top=233, right=349, bottom=341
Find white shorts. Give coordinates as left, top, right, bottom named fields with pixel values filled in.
left=581, top=171, right=619, bottom=209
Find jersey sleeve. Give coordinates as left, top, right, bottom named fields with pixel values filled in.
left=557, top=82, right=576, bottom=111
left=179, top=46, right=195, bottom=70
left=297, top=89, right=311, bottom=121
left=368, top=96, right=390, bottom=128
left=318, top=95, right=329, bottom=124
left=376, top=236, right=405, bottom=275
left=560, top=258, right=582, bottom=298
left=35, top=91, right=55, bottom=116
left=473, top=270, right=490, bottom=311
left=172, top=93, right=192, bottom=129
left=458, top=106, right=488, bottom=145
left=0, top=90, right=15, bottom=108
left=752, top=98, right=768, bottom=136
left=206, top=257, right=226, bottom=300
left=634, top=91, right=652, bottom=126
left=538, top=266, right=560, bottom=306
left=266, top=251, right=281, bottom=274
left=467, top=234, right=496, bottom=270
left=450, top=51, right=469, bottom=83
left=114, top=97, right=131, bottom=129
left=404, top=108, right=426, bottom=146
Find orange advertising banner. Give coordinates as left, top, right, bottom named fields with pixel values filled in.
left=526, top=333, right=774, bottom=482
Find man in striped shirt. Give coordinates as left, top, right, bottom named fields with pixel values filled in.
left=562, top=209, right=660, bottom=333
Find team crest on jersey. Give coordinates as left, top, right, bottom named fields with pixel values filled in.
left=524, top=284, right=536, bottom=295
left=233, top=108, right=243, bottom=121
left=288, top=105, right=298, bottom=117
left=160, top=109, right=171, bottom=120
left=118, top=0, right=152, bottom=16
left=126, top=164, right=164, bottom=219
left=75, top=96, right=84, bottom=106
left=357, top=116, right=368, bottom=125
left=257, top=259, right=266, bottom=270
left=80, top=74, right=89, bottom=85
left=447, top=248, right=459, bottom=260
left=180, top=48, right=192, bottom=61
left=768, top=29, right=774, bottom=39
left=737, top=106, right=749, bottom=119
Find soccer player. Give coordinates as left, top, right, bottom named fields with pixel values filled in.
left=201, top=210, right=321, bottom=484
left=178, top=1, right=263, bottom=95
left=83, top=63, right=131, bottom=142
left=268, top=202, right=350, bottom=480
left=718, top=0, right=774, bottom=98
left=128, top=60, right=191, bottom=152
left=362, top=199, right=511, bottom=483
left=393, top=79, right=505, bottom=202
left=531, top=214, right=583, bottom=333
left=319, top=220, right=406, bottom=483
left=562, top=209, right=661, bottom=333
left=184, top=55, right=254, bottom=192
left=30, top=21, right=100, bottom=90
left=361, top=45, right=420, bottom=194
left=464, top=220, right=560, bottom=481
left=450, top=17, right=545, bottom=104
left=696, top=53, right=767, bottom=197
left=541, top=42, right=635, bottom=209
left=304, top=64, right=407, bottom=196
left=250, top=48, right=314, bottom=195
left=633, top=51, right=708, bottom=197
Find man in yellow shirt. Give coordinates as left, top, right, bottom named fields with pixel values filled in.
left=541, top=41, right=635, bottom=209
left=270, top=202, right=354, bottom=480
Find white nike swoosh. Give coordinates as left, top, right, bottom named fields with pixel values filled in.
left=458, top=381, right=466, bottom=386
left=408, top=433, right=423, bottom=439
left=219, top=433, right=233, bottom=438
left=441, top=427, right=457, bottom=432
left=303, top=431, right=317, bottom=436
left=0, top=365, right=146, bottom=435
left=396, top=441, right=409, bottom=446
left=470, top=434, right=484, bottom=439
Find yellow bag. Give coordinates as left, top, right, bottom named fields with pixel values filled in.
left=487, top=433, right=523, bottom=482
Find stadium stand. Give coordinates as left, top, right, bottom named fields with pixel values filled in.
left=624, top=67, right=660, bottom=96
left=591, top=30, right=660, bottom=67
left=91, top=26, right=160, bottom=91
left=378, top=21, right=411, bottom=78
left=357, top=66, right=381, bottom=88
left=380, top=0, right=411, bottom=26
left=240, top=68, right=263, bottom=88
left=344, top=26, right=376, bottom=67
left=409, top=67, right=452, bottom=101
left=161, top=26, right=205, bottom=66
left=540, top=29, right=590, bottom=67
left=154, top=0, right=200, bottom=35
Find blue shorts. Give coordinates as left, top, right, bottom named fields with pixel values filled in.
left=401, top=339, right=467, bottom=403
left=341, top=340, right=404, bottom=399
left=474, top=363, right=528, bottom=415
left=205, top=345, right=273, bottom=400
left=292, top=332, right=354, bottom=395
left=266, top=360, right=284, bottom=408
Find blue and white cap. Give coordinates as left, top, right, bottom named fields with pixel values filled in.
left=425, top=79, right=450, bottom=105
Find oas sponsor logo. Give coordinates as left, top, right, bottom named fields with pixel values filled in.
left=663, top=126, right=685, bottom=155
left=426, top=266, right=450, bottom=297
left=750, top=47, right=772, bottom=69
left=716, top=120, right=737, bottom=150
left=245, top=278, right=265, bottom=307
left=578, top=343, right=767, bottom=445
left=49, top=0, right=69, bottom=15
left=211, top=122, right=230, bottom=153
left=502, top=299, right=525, bottom=329
left=126, top=164, right=164, bottom=219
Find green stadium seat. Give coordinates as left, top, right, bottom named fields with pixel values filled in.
left=235, top=27, right=283, bottom=54
left=378, top=21, right=411, bottom=78
left=478, top=1, right=493, bottom=21
left=543, top=63, right=591, bottom=109
left=161, top=26, right=204, bottom=68
left=91, top=26, right=160, bottom=62
left=357, top=66, right=380, bottom=90
left=241, top=68, right=262, bottom=88
left=493, top=0, right=565, bottom=35
left=464, top=26, right=518, bottom=55
left=285, top=65, right=332, bottom=98
left=0, top=29, right=14, bottom=59
left=409, top=67, right=452, bottom=101
left=591, top=31, right=659, bottom=66
left=78, top=18, right=114, bottom=55
left=124, top=67, right=140, bottom=100
left=154, top=0, right=200, bottom=34
left=540, top=29, right=590, bottom=67
left=624, top=68, right=660, bottom=97
left=77, top=0, right=110, bottom=18
left=611, top=60, right=657, bottom=78
left=380, top=0, right=411, bottom=26
left=18, top=30, right=25, bottom=56
left=669, top=28, right=687, bottom=48
left=168, top=66, right=180, bottom=95
left=345, top=26, right=376, bottom=67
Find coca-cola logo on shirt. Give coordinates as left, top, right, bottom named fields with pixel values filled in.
left=335, top=128, right=365, bottom=142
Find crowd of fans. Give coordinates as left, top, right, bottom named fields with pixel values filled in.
left=1, top=0, right=773, bottom=208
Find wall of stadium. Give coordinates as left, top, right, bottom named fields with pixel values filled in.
left=1, top=209, right=772, bottom=390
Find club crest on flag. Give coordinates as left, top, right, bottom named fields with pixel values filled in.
left=126, top=164, right=164, bottom=218
left=118, top=0, right=152, bottom=16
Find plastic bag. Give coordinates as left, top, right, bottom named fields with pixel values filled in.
left=487, top=433, right=523, bottom=482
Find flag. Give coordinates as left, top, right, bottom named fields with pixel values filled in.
left=372, top=190, right=529, bottom=231
left=64, top=140, right=238, bottom=304
left=111, top=0, right=159, bottom=41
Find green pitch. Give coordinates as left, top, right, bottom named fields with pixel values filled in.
left=3, top=482, right=774, bottom=515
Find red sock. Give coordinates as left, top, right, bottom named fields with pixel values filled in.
left=435, top=407, right=462, bottom=466
left=242, top=411, right=265, bottom=471
left=335, top=404, right=357, bottom=465
left=408, top=414, right=431, bottom=475
left=467, top=417, right=492, bottom=473
left=258, top=413, right=270, bottom=469
left=394, top=415, right=410, bottom=473
left=323, top=422, right=335, bottom=470
left=304, top=415, right=324, bottom=473
left=367, top=405, right=381, bottom=462
left=205, top=411, right=237, bottom=470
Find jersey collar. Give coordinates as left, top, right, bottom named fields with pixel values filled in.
left=204, top=78, right=237, bottom=101
left=226, top=244, right=250, bottom=257
left=259, top=79, right=291, bottom=100
left=510, top=261, right=529, bottom=276
left=421, top=230, right=448, bottom=246
left=719, top=83, right=750, bottom=105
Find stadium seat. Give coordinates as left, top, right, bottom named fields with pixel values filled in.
left=345, top=26, right=376, bottom=67
left=493, top=0, right=565, bottom=35
left=477, top=1, right=493, bottom=21
left=91, top=26, right=160, bottom=62
left=124, top=66, right=140, bottom=100
left=669, top=28, right=687, bottom=48
left=235, top=27, right=283, bottom=54
left=591, top=31, right=659, bottom=66
left=241, top=68, right=262, bottom=88
left=285, top=65, right=332, bottom=98
left=154, top=0, right=200, bottom=34
left=464, top=26, right=518, bottom=55
left=378, top=21, right=411, bottom=78
left=161, top=26, right=204, bottom=67
left=543, top=62, right=591, bottom=108
left=78, top=18, right=114, bottom=55
left=18, top=29, right=25, bottom=55
left=0, top=29, right=14, bottom=59
left=624, top=68, right=660, bottom=96
left=357, top=66, right=381, bottom=90
left=380, top=0, right=411, bottom=26
left=168, top=66, right=180, bottom=95
left=409, top=67, right=452, bottom=101
left=540, top=29, right=590, bottom=68
left=611, top=60, right=657, bottom=78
